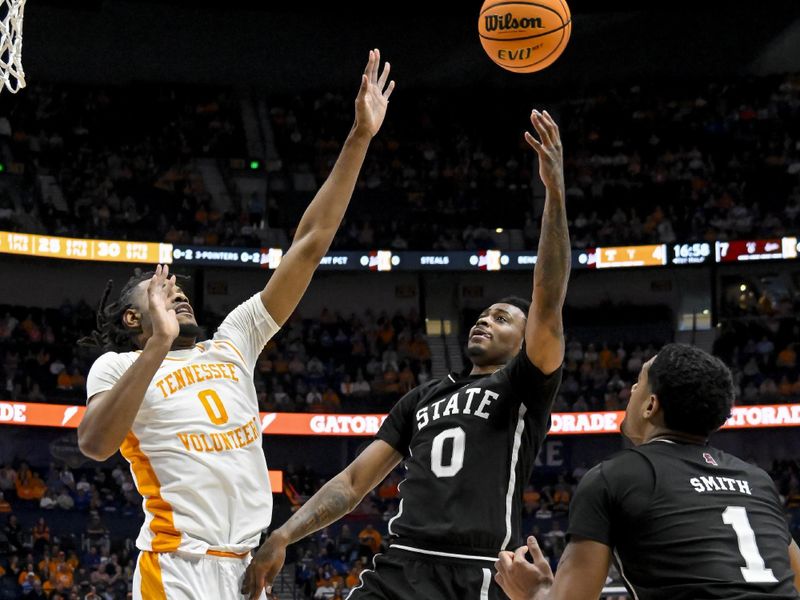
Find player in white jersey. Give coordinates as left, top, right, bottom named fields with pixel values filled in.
left=77, top=49, right=395, bottom=600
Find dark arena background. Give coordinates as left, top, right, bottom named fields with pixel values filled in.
left=0, top=0, right=800, bottom=598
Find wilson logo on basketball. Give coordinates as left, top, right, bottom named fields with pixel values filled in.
left=484, top=13, right=544, bottom=32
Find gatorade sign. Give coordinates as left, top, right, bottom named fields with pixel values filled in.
left=1, top=402, right=799, bottom=436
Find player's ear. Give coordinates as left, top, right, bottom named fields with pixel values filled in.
left=643, top=393, right=659, bottom=419
left=122, top=307, right=141, bottom=330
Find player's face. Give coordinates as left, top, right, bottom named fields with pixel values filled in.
left=466, top=303, right=526, bottom=366
left=128, top=280, right=200, bottom=340
left=621, top=356, right=656, bottom=445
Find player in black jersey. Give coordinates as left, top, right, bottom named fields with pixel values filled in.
left=241, top=109, right=570, bottom=600
left=495, top=343, right=800, bottom=600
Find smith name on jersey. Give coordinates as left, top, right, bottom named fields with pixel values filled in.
left=568, top=440, right=799, bottom=600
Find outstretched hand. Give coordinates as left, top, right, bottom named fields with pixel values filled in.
left=495, top=536, right=555, bottom=600
left=241, top=534, right=288, bottom=600
left=354, top=48, right=395, bottom=138
left=525, top=109, right=564, bottom=192
left=147, top=264, right=179, bottom=345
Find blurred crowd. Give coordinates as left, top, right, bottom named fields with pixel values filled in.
left=0, top=462, right=142, bottom=599
left=250, top=308, right=432, bottom=413
left=2, top=299, right=800, bottom=411
left=0, top=73, right=799, bottom=250
left=0, top=447, right=797, bottom=598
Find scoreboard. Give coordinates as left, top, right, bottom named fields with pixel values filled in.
left=0, top=230, right=798, bottom=271
left=716, top=238, right=798, bottom=262
left=595, top=244, right=667, bottom=269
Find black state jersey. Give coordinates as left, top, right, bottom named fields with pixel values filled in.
left=376, top=348, right=561, bottom=556
left=568, top=440, right=799, bottom=600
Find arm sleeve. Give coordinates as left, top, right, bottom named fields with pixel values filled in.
left=375, top=386, right=424, bottom=458
left=503, top=344, right=562, bottom=434
left=85, top=352, right=136, bottom=402
left=566, top=463, right=614, bottom=546
left=213, top=293, right=280, bottom=370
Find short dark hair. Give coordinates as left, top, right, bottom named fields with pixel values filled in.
left=648, top=343, right=734, bottom=437
left=496, top=296, right=531, bottom=318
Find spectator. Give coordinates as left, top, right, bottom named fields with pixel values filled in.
left=32, top=517, right=50, bottom=549
left=357, top=524, right=382, bottom=557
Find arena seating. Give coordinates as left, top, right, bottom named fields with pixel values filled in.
left=1, top=73, right=799, bottom=251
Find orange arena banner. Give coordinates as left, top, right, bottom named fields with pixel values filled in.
left=268, top=470, right=283, bottom=493
left=3, top=401, right=800, bottom=436
left=0, top=230, right=173, bottom=264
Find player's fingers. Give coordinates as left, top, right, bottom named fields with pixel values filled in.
left=496, top=550, right=513, bottom=572
left=542, top=109, right=559, bottom=133
left=383, top=80, right=396, bottom=100
left=363, top=50, right=373, bottom=78
left=240, top=565, right=253, bottom=595
left=373, top=48, right=381, bottom=82
left=531, top=111, right=553, bottom=146
left=494, top=570, right=507, bottom=588
left=527, top=536, right=547, bottom=565
left=357, top=74, right=368, bottom=99
left=541, top=110, right=562, bottom=146
left=514, top=543, right=529, bottom=562
left=366, top=49, right=377, bottom=82
left=245, top=572, right=265, bottom=600
left=378, top=60, right=391, bottom=89
left=524, top=131, right=543, bottom=152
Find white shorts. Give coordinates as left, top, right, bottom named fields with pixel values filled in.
left=133, top=551, right=268, bottom=600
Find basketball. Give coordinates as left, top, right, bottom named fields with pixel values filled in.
left=478, top=0, right=572, bottom=73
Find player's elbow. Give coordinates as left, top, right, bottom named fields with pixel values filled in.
left=292, top=229, right=333, bottom=263
left=77, top=428, right=117, bottom=462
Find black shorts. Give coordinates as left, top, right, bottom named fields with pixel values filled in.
left=347, top=545, right=506, bottom=600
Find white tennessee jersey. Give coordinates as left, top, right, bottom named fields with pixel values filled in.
left=86, top=293, right=280, bottom=555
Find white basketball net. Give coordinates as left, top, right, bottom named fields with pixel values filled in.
left=0, top=0, right=26, bottom=93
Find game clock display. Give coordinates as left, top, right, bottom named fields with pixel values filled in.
left=671, top=242, right=712, bottom=265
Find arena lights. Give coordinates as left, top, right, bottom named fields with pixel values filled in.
left=2, top=402, right=799, bottom=436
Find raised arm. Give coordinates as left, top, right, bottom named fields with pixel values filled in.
left=78, top=266, right=179, bottom=461
left=260, top=49, right=395, bottom=325
left=241, top=440, right=402, bottom=599
left=523, top=110, right=570, bottom=375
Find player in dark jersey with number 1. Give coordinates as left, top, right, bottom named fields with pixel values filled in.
left=494, top=343, right=800, bottom=600
left=241, top=108, right=570, bottom=600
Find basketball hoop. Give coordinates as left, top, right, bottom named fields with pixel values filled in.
left=0, top=0, right=26, bottom=93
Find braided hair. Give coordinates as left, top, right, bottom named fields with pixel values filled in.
left=78, top=271, right=154, bottom=352
left=79, top=271, right=191, bottom=353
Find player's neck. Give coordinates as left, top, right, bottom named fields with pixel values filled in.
left=469, top=363, right=503, bottom=376
left=170, top=336, right=197, bottom=351
left=644, top=428, right=707, bottom=446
